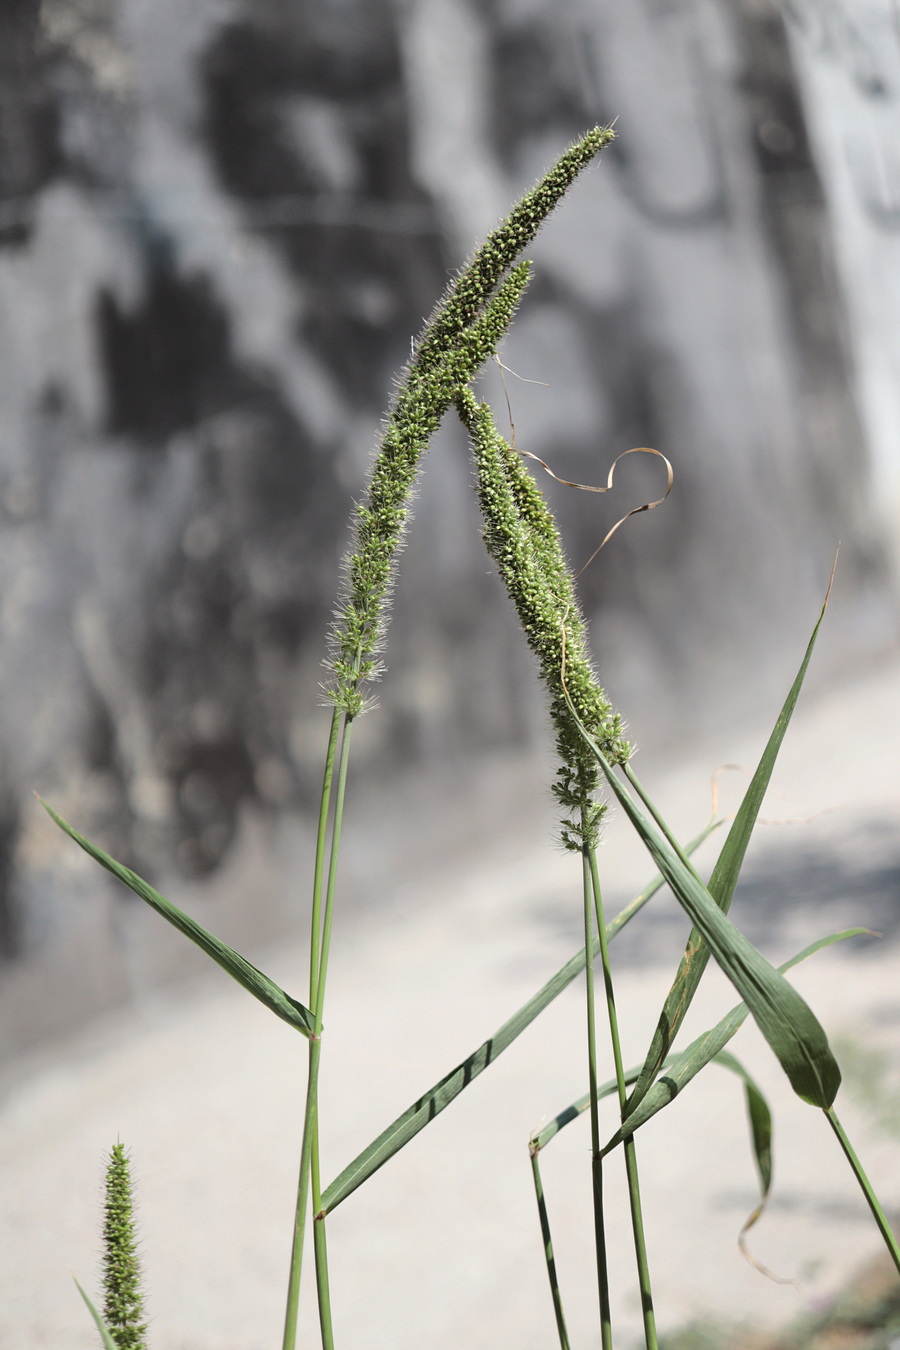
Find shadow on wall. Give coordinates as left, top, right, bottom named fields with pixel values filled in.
left=0, top=0, right=894, bottom=1046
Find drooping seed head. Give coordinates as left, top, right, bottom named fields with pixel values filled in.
left=455, top=387, right=629, bottom=848
left=324, top=127, right=615, bottom=717
left=325, top=265, right=532, bottom=715
left=414, top=127, right=615, bottom=376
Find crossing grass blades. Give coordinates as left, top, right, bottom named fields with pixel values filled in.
left=42, top=126, right=900, bottom=1350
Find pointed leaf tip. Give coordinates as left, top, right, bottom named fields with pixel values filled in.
left=75, top=1281, right=119, bottom=1350
left=39, top=799, right=315, bottom=1037
left=560, top=691, right=842, bottom=1110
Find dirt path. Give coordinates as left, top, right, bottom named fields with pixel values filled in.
left=2, top=655, right=900, bottom=1349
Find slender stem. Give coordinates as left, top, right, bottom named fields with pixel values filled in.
left=308, top=719, right=353, bottom=1348
left=605, top=816, right=720, bottom=944
left=530, top=1148, right=571, bottom=1350
left=283, top=1036, right=322, bottom=1350
left=313, top=1215, right=336, bottom=1350
left=283, top=714, right=354, bottom=1350
left=588, top=843, right=658, bottom=1350
left=825, top=1107, right=900, bottom=1276
left=312, top=720, right=354, bottom=1030
left=623, top=762, right=699, bottom=878
left=581, top=840, right=613, bottom=1349
left=309, top=723, right=353, bottom=1346
left=311, top=1113, right=336, bottom=1350
left=310, top=709, right=342, bottom=1007
left=588, top=847, right=627, bottom=1103
left=593, top=1153, right=613, bottom=1350
left=622, top=1142, right=657, bottom=1345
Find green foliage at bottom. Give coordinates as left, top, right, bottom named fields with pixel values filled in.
left=657, top=1254, right=900, bottom=1350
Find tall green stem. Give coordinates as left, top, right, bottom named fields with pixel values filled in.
left=283, top=712, right=353, bottom=1350
left=283, top=1037, right=322, bottom=1350
left=623, top=763, right=697, bottom=876
left=825, top=1107, right=900, bottom=1275
left=530, top=1148, right=571, bottom=1350
left=313, top=1213, right=336, bottom=1350
left=311, top=719, right=354, bottom=1031
left=588, top=843, right=658, bottom=1350
left=581, top=836, right=613, bottom=1349
left=309, top=709, right=341, bottom=1007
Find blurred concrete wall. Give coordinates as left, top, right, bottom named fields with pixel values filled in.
left=0, top=0, right=897, bottom=1051
left=788, top=0, right=900, bottom=569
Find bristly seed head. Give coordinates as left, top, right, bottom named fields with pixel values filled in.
left=455, top=386, right=629, bottom=849
left=102, top=1143, right=148, bottom=1350
left=324, top=127, right=615, bottom=718
left=413, top=127, right=615, bottom=378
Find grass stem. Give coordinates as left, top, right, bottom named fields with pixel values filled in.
left=313, top=1215, right=336, bottom=1350
left=312, top=719, right=354, bottom=1029
left=283, top=1037, right=322, bottom=1350
left=530, top=1148, right=571, bottom=1350
left=283, top=714, right=354, bottom=1350
left=622, top=762, right=697, bottom=876
left=588, top=844, right=658, bottom=1350
left=309, top=709, right=341, bottom=1008
left=581, top=840, right=613, bottom=1348
left=825, top=1107, right=900, bottom=1276
left=311, top=1115, right=336, bottom=1350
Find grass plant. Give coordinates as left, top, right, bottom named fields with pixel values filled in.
left=45, top=126, right=900, bottom=1347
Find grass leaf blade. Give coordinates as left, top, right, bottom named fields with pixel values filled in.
left=75, top=1281, right=119, bottom=1350
left=605, top=929, right=864, bottom=1149
left=531, top=1061, right=653, bottom=1153
left=714, top=1049, right=773, bottom=1205
left=40, top=799, right=314, bottom=1037
left=321, top=840, right=711, bottom=1213
left=627, top=576, right=835, bottom=1112
left=561, top=691, right=841, bottom=1108
left=321, top=962, right=584, bottom=1212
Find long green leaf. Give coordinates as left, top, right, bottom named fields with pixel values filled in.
left=562, top=693, right=841, bottom=1109
left=530, top=1061, right=652, bottom=1154
left=40, top=799, right=314, bottom=1037
left=535, top=1047, right=776, bottom=1246
left=528, top=1051, right=773, bottom=1347
left=713, top=1051, right=773, bottom=1235
left=319, top=832, right=718, bottom=1215
left=530, top=1050, right=779, bottom=1284
left=75, top=1281, right=119, bottom=1350
left=712, top=1052, right=796, bottom=1280
left=320, top=949, right=592, bottom=1213
left=531, top=1049, right=772, bottom=1222
left=626, top=574, right=834, bottom=1113
left=602, top=929, right=863, bottom=1151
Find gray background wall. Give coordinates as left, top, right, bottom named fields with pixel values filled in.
left=1, top=0, right=898, bottom=1053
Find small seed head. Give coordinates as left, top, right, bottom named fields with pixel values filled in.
left=102, top=1143, right=147, bottom=1350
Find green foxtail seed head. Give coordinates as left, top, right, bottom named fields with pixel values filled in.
left=326, top=264, right=532, bottom=715
left=413, top=126, right=615, bottom=376
left=325, top=127, right=615, bottom=717
left=455, top=387, right=629, bottom=849
left=102, top=1144, right=148, bottom=1350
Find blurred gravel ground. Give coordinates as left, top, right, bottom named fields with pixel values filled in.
left=2, top=653, right=900, bottom=1350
